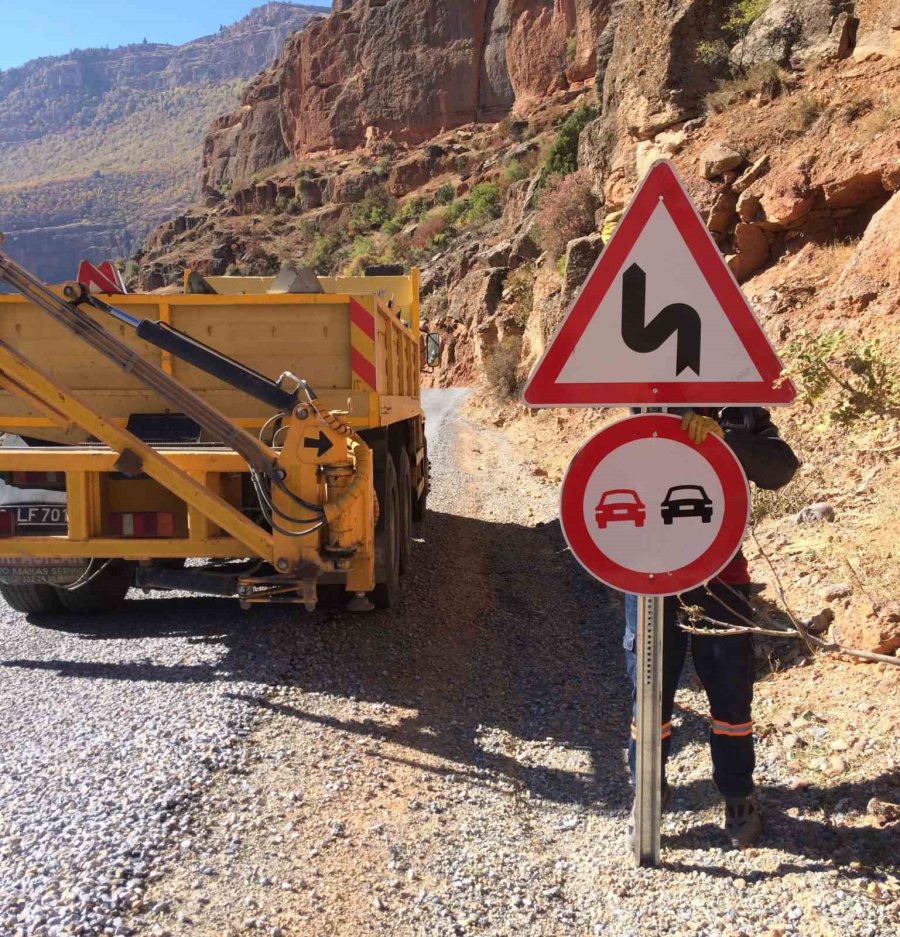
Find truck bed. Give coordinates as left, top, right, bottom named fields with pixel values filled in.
left=0, top=272, right=422, bottom=443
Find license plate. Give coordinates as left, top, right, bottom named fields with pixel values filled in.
left=14, top=505, right=67, bottom=526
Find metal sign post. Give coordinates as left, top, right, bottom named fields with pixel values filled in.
left=635, top=403, right=663, bottom=868
left=634, top=593, right=664, bottom=866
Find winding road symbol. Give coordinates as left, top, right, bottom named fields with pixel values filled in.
left=620, top=263, right=702, bottom=376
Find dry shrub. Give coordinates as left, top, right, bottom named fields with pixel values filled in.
left=483, top=336, right=523, bottom=399
left=859, top=95, right=900, bottom=140
left=706, top=61, right=788, bottom=113
left=784, top=91, right=825, bottom=133
left=505, top=264, right=535, bottom=326
left=411, top=210, right=449, bottom=250
left=536, top=170, right=596, bottom=262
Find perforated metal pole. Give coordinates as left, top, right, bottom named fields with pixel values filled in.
left=634, top=592, right=664, bottom=865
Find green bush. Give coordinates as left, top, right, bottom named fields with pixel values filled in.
left=347, top=186, right=395, bottom=234
left=374, top=155, right=392, bottom=179
left=540, top=101, right=598, bottom=182
left=435, top=182, right=455, bottom=205
left=465, top=181, right=502, bottom=225
left=352, top=235, right=375, bottom=257
left=725, top=0, right=770, bottom=41
left=503, top=159, right=529, bottom=185
left=306, top=231, right=343, bottom=274
left=784, top=330, right=900, bottom=425
left=444, top=198, right=470, bottom=225
left=565, top=35, right=577, bottom=64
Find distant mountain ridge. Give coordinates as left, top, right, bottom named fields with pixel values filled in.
left=0, top=2, right=327, bottom=282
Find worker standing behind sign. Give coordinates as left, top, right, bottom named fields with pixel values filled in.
left=623, top=407, right=799, bottom=849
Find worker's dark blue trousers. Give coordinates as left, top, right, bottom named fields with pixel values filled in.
left=624, top=583, right=755, bottom=799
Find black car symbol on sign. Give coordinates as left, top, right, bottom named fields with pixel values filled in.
left=660, top=485, right=713, bottom=524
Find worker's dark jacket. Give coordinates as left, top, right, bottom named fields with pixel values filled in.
left=622, top=408, right=799, bottom=798
left=625, top=405, right=798, bottom=597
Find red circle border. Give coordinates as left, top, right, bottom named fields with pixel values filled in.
left=560, top=414, right=750, bottom=595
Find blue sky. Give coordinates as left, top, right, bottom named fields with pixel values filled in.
left=0, top=1, right=327, bottom=71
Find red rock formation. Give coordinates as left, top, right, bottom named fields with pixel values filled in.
left=207, top=0, right=609, bottom=185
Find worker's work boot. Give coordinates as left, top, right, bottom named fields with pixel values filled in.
left=724, top=795, right=762, bottom=847
left=624, top=783, right=671, bottom=852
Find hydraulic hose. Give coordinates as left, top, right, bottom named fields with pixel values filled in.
left=323, top=435, right=373, bottom=526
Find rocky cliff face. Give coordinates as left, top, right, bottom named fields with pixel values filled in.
left=0, top=3, right=325, bottom=283
left=204, top=0, right=610, bottom=190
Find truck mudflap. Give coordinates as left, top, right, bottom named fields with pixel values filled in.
left=0, top=556, right=90, bottom=585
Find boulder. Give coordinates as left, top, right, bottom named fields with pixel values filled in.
left=707, top=189, right=738, bottom=234
left=521, top=264, right=564, bottom=367
left=700, top=142, right=744, bottom=180
left=727, top=223, right=770, bottom=281
left=820, top=583, right=853, bottom=602
left=854, top=0, right=900, bottom=58
left=509, top=227, right=542, bottom=266
left=834, top=600, right=900, bottom=656
left=446, top=267, right=507, bottom=326
left=475, top=240, right=513, bottom=269
left=731, top=0, right=857, bottom=69
left=386, top=156, right=434, bottom=198
left=502, top=178, right=532, bottom=231
left=737, top=191, right=763, bottom=223
left=796, top=502, right=836, bottom=524
left=822, top=171, right=888, bottom=210
left=563, top=232, right=604, bottom=298
left=202, top=66, right=290, bottom=189
left=758, top=163, right=815, bottom=228
left=580, top=0, right=723, bottom=204
left=733, top=155, right=771, bottom=194
left=635, top=140, right=669, bottom=179
left=326, top=170, right=380, bottom=204
left=828, top=191, right=900, bottom=315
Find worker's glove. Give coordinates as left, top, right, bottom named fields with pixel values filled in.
left=681, top=411, right=724, bottom=445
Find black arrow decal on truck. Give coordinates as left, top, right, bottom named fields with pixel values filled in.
left=304, top=432, right=334, bottom=457
left=620, top=263, right=702, bottom=376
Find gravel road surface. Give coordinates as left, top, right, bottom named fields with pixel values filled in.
left=0, top=389, right=896, bottom=937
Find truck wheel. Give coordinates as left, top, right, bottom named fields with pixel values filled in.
left=412, top=439, right=429, bottom=522
left=0, top=583, right=62, bottom=614
left=55, top=561, right=133, bottom=613
left=372, top=456, right=401, bottom=610
left=396, top=448, right=413, bottom=573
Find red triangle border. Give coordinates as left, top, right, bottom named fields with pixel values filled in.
left=522, top=160, right=796, bottom=407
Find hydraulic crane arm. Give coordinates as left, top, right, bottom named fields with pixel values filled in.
left=0, top=244, right=281, bottom=482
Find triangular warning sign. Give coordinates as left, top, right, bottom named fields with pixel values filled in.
left=76, top=260, right=124, bottom=295
left=523, top=160, right=795, bottom=408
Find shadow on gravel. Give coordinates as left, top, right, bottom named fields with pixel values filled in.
left=4, top=508, right=898, bottom=873
left=663, top=769, right=900, bottom=878
left=1, top=510, right=634, bottom=809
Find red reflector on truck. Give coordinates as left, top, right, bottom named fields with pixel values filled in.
left=11, top=472, right=65, bottom=487
left=0, top=510, right=15, bottom=536
left=108, top=512, right=175, bottom=538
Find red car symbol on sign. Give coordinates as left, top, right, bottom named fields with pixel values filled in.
left=595, top=489, right=646, bottom=529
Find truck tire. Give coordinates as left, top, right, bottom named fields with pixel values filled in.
left=396, top=448, right=413, bottom=573
left=372, top=456, right=401, bottom=610
left=412, top=439, right=428, bottom=522
left=0, top=583, right=62, bottom=614
left=55, top=561, right=134, bottom=613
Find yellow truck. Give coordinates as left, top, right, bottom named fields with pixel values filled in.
left=0, top=249, right=437, bottom=615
